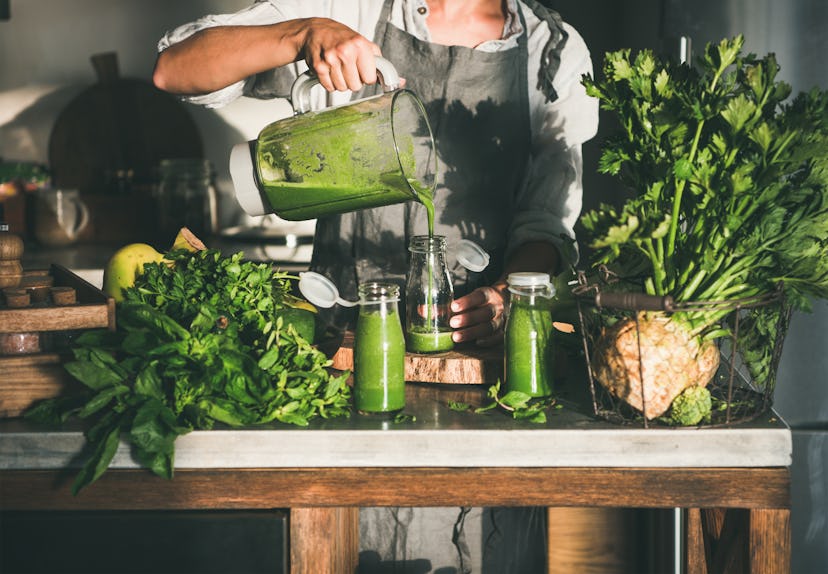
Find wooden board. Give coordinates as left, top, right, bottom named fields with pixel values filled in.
left=0, top=264, right=115, bottom=333
left=0, top=353, right=80, bottom=418
left=0, top=265, right=113, bottom=417
left=331, top=331, right=502, bottom=385
left=48, top=52, right=202, bottom=195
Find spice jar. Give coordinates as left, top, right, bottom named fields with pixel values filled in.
left=156, top=158, right=218, bottom=240
left=353, top=282, right=405, bottom=415
left=0, top=287, right=40, bottom=355
left=504, top=272, right=556, bottom=398
left=405, top=235, right=454, bottom=353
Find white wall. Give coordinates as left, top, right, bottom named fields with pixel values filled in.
left=0, top=0, right=292, bottom=227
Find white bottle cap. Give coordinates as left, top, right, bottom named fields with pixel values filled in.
left=507, top=272, right=555, bottom=294
left=229, top=142, right=268, bottom=216
left=298, top=271, right=358, bottom=308
left=455, top=239, right=490, bottom=272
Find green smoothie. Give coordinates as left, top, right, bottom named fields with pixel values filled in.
left=354, top=305, right=406, bottom=414
left=404, top=233, right=454, bottom=354
left=254, top=90, right=434, bottom=221
left=260, top=173, right=415, bottom=220
left=407, top=327, right=454, bottom=354
left=504, top=298, right=554, bottom=397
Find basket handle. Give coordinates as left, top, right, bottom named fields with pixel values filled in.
left=594, top=292, right=675, bottom=312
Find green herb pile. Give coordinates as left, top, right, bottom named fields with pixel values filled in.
left=28, top=249, right=351, bottom=494
left=580, top=36, right=828, bottom=334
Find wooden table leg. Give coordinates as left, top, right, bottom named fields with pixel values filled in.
left=684, top=508, right=790, bottom=574
left=547, top=507, right=640, bottom=574
left=748, top=508, right=790, bottom=574
left=289, top=507, right=359, bottom=574
left=685, top=508, right=708, bottom=574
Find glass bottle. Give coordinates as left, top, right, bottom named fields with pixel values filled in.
left=354, top=282, right=406, bottom=415
left=504, top=272, right=556, bottom=398
left=405, top=235, right=454, bottom=353
left=157, top=158, right=218, bottom=240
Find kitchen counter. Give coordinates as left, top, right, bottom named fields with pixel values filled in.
left=0, top=383, right=792, bottom=574
left=0, top=383, right=791, bottom=471
left=20, top=239, right=312, bottom=275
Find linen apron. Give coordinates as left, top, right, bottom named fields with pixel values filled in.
left=311, top=0, right=541, bottom=330
left=317, top=4, right=562, bottom=571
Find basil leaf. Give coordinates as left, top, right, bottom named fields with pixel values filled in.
left=65, top=360, right=124, bottom=390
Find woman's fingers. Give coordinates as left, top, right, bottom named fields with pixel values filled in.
left=450, top=286, right=506, bottom=344
left=303, top=19, right=381, bottom=92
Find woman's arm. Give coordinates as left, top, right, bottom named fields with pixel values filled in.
left=152, top=17, right=382, bottom=96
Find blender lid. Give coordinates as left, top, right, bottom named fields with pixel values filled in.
left=455, top=239, right=490, bottom=272
left=229, top=142, right=267, bottom=216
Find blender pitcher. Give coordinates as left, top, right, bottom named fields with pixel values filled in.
left=230, top=58, right=437, bottom=220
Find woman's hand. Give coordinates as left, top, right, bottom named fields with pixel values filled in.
left=449, top=284, right=508, bottom=347
left=301, top=18, right=383, bottom=92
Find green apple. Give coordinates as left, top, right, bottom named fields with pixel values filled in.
left=102, top=243, right=164, bottom=302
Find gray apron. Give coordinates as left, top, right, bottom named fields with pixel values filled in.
left=343, top=4, right=563, bottom=572
left=310, top=0, right=547, bottom=331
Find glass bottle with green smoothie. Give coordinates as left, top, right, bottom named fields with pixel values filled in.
left=504, top=272, right=556, bottom=398
left=354, top=282, right=406, bottom=415
left=405, top=235, right=454, bottom=353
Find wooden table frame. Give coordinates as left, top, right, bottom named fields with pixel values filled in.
left=0, top=465, right=790, bottom=574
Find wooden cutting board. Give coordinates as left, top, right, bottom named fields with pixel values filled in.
left=48, top=52, right=203, bottom=194
left=331, top=331, right=503, bottom=385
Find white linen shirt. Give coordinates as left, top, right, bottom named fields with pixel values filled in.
left=158, top=0, right=599, bottom=264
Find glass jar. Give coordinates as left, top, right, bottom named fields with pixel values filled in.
left=156, top=158, right=218, bottom=240
left=504, top=272, right=556, bottom=398
left=354, top=282, right=406, bottom=414
left=405, top=235, right=454, bottom=353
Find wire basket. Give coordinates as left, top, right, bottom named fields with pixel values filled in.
left=573, top=269, right=792, bottom=427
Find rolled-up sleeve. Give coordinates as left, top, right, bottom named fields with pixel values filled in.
left=507, top=21, right=599, bottom=266
left=156, top=2, right=299, bottom=108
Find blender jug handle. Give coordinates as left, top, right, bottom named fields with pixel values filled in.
left=290, top=56, right=402, bottom=114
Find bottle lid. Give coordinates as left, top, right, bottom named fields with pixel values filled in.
left=507, top=272, right=555, bottom=294
left=298, top=271, right=357, bottom=308
left=229, top=142, right=268, bottom=216
left=456, top=239, right=490, bottom=272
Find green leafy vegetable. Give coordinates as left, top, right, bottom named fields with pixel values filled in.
left=26, top=249, right=350, bottom=493
left=448, top=382, right=560, bottom=424
left=393, top=412, right=417, bottom=424
left=580, top=36, right=828, bottom=334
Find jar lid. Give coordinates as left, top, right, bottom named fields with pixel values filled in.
left=507, top=272, right=555, bottom=293
left=229, top=143, right=268, bottom=216
left=456, top=239, right=490, bottom=272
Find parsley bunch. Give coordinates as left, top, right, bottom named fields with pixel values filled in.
left=580, top=36, right=828, bottom=334
left=28, top=249, right=350, bottom=494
